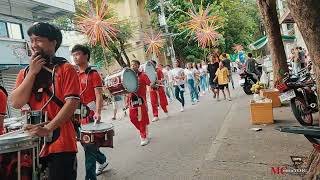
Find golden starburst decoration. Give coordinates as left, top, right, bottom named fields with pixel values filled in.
left=75, top=0, right=119, bottom=48
left=143, top=31, right=165, bottom=57
left=180, top=1, right=222, bottom=48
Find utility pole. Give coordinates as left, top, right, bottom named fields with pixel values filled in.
left=159, top=0, right=176, bottom=65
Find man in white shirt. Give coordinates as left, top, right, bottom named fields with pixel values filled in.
left=171, top=61, right=185, bottom=112
left=162, top=65, right=174, bottom=102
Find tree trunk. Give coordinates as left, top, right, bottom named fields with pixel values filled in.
left=256, top=0, right=289, bottom=87
left=109, top=45, right=127, bottom=68
left=287, top=0, right=320, bottom=127
left=120, top=41, right=130, bottom=67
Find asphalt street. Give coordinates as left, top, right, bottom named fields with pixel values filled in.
left=77, top=79, right=240, bottom=180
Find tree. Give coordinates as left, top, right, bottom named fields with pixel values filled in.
left=287, top=1, right=320, bottom=126
left=52, top=0, right=134, bottom=68
left=256, top=0, right=288, bottom=86
left=146, top=0, right=262, bottom=62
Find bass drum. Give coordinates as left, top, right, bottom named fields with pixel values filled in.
left=141, top=61, right=157, bottom=85
left=105, top=68, right=138, bottom=95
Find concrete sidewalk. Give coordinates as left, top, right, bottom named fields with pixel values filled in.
left=197, top=90, right=313, bottom=179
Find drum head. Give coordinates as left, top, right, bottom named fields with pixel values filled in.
left=123, top=68, right=138, bottom=93
left=81, top=122, right=114, bottom=133
left=145, top=62, right=157, bottom=84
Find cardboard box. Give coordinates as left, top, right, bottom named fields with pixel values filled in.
left=250, top=99, right=274, bottom=125
left=260, top=89, right=281, bottom=107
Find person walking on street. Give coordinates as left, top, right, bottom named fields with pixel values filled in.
left=171, top=61, right=186, bottom=112
left=222, top=53, right=234, bottom=89
left=112, top=95, right=123, bottom=120
left=193, top=63, right=201, bottom=95
left=149, top=60, right=169, bottom=122
left=207, top=54, right=220, bottom=99
left=298, top=47, right=306, bottom=69
left=198, top=63, right=207, bottom=95
left=162, top=65, right=174, bottom=102
left=72, top=44, right=109, bottom=179
left=214, top=61, right=232, bottom=101
left=292, top=48, right=301, bottom=75
left=185, top=63, right=199, bottom=105
left=126, top=60, right=151, bottom=146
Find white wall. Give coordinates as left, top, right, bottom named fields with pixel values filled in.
left=32, top=0, right=75, bottom=13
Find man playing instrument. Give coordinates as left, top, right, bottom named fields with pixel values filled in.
left=149, top=60, right=169, bottom=122
left=0, top=86, right=8, bottom=135
left=72, top=44, right=109, bottom=179
left=11, top=22, right=79, bottom=180
left=126, top=60, right=151, bottom=146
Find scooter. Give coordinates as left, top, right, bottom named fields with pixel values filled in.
left=277, top=66, right=317, bottom=126
left=239, top=65, right=263, bottom=95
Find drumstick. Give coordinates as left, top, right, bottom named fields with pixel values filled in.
left=0, top=122, right=49, bottom=138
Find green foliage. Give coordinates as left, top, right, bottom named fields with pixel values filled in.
left=146, top=0, right=262, bottom=62
left=51, top=0, right=134, bottom=67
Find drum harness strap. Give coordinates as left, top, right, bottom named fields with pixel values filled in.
left=23, top=57, right=68, bottom=145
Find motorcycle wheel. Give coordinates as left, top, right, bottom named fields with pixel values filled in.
left=290, top=97, right=313, bottom=126
left=243, top=83, right=253, bottom=95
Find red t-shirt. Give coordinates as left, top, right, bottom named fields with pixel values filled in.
left=0, top=88, right=7, bottom=135
left=78, top=68, right=103, bottom=124
left=136, top=72, right=151, bottom=101
left=15, top=63, right=80, bottom=157
left=78, top=68, right=103, bottom=105
left=0, top=88, right=7, bottom=116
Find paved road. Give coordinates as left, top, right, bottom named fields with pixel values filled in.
left=77, top=77, right=240, bottom=180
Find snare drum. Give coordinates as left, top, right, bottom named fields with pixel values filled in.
left=141, top=61, right=157, bottom=85
left=80, top=122, right=114, bottom=148
left=105, top=68, right=138, bottom=95
left=0, top=132, right=40, bottom=180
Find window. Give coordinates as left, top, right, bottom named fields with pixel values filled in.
left=0, top=21, right=8, bottom=38
left=0, top=21, right=23, bottom=39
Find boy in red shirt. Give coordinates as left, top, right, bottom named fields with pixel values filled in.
left=0, top=86, right=7, bottom=135
left=12, top=22, right=79, bottom=180
left=149, top=61, right=168, bottom=122
left=72, top=44, right=108, bottom=179
left=126, top=60, right=151, bottom=146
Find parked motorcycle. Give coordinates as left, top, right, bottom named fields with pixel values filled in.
left=277, top=67, right=317, bottom=126
left=239, top=65, right=263, bottom=95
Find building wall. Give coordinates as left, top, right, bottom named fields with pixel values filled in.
left=32, top=0, right=75, bottom=12
left=106, top=0, right=151, bottom=74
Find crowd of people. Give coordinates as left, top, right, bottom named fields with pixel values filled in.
left=0, top=22, right=267, bottom=180
left=160, top=52, right=235, bottom=106
left=289, top=46, right=308, bottom=75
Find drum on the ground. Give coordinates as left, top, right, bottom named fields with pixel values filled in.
left=140, top=61, right=157, bottom=85
left=105, top=68, right=138, bottom=95
left=0, top=131, right=40, bottom=180
left=80, top=122, right=114, bottom=148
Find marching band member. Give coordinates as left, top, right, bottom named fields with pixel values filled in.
left=0, top=86, right=8, bottom=135
left=72, top=44, right=109, bottom=179
left=149, top=61, right=169, bottom=122
left=11, top=22, right=79, bottom=180
left=126, top=60, right=151, bottom=146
